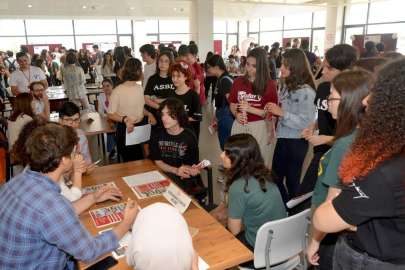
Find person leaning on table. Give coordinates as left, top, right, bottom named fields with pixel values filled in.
left=0, top=124, right=139, bottom=269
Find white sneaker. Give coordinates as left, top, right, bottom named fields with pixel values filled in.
left=218, top=164, right=226, bottom=171
left=217, top=176, right=224, bottom=183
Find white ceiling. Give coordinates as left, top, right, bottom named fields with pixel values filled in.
left=0, top=0, right=389, bottom=20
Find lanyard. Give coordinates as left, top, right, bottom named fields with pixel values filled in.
left=278, top=86, right=289, bottom=108
left=21, top=68, right=31, bottom=85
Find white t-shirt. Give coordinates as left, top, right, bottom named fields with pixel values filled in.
left=33, top=99, right=44, bottom=115
left=4, top=57, right=19, bottom=70
left=143, top=61, right=156, bottom=87
left=226, top=61, right=239, bottom=72
left=9, top=66, right=46, bottom=93
left=53, top=52, right=61, bottom=61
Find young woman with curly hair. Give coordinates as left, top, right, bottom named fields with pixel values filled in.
left=148, top=98, right=206, bottom=205
left=305, top=70, right=374, bottom=270
left=167, top=62, right=202, bottom=140
left=107, top=58, right=156, bottom=162
left=313, top=58, right=405, bottom=269
left=220, top=133, right=286, bottom=251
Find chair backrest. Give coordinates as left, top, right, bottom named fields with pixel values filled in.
left=141, top=141, right=149, bottom=159
left=253, top=208, right=312, bottom=269
left=94, top=99, right=99, bottom=112
left=0, top=116, right=8, bottom=139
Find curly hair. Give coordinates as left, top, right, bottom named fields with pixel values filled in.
left=169, top=62, right=193, bottom=83
left=121, top=58, right=142, bottom=82
left=157, top=98, right=189, bottom=129
left=339, top=58, right=405, bottom=185
left=14, top=119, right=46, bottom=165
left=282, top=49, right=316, bottom=92
left=353, top=57, right=389, bottom=73
left=224, top=134, right=278, bottom=193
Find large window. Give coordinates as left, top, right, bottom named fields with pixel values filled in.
left=145, top=20, right=190, bottom=43
left=248, top=11, right=326, bottom=56
left=214, top=21, right=239, bottom=52
left=343, top=0, right=405, bottom=53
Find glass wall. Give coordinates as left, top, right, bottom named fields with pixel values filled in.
left=343, top=0, right=405, bottom=53
left=213, top=21, right=239, bottom=53
left=248, top=11, right=326, bottom=57
left=144, top=20, right=190, bottom=43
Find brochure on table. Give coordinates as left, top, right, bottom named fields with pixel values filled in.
left=82, top=182, right=117, bottom=196
left=89, top=202, right=127, bottom=228
left=123, top=171, right=171, bottom=199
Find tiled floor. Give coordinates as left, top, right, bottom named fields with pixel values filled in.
left=89, top=92, right=314, bottom=206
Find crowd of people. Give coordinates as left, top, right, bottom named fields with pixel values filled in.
left=0, top=37, right=404, bottom=270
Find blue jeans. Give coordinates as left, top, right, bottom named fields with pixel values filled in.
left=216, top=107, right=234, bottom=151
left=334, top=236, right=403, bottom=270
left=106, top=133, right=116, bottom=152
left=272, top=138, right=309, bottom=204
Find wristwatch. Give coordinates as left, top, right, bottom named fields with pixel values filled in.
left=122, top=116, right=127, bottom=123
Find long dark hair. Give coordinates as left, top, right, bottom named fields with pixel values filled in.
left=9, top=93, right=35, bottom=122
left=339, top=58, right=405, bottom=185
left=332, top=70, right=374, bottom=141
left=244, top=48, right=270, bottom=96
left=204, top=51, right=214, bottom=72
left=282, top=49, right=316, bottom=92
left=240, top=56, right=247, bottom=68
left=206, top=54, right=226, bottom=72
left=113, top=46, right=126, bottom=66
left=224, top=134, right=278, bottom=193
left=155, top=51, right=174, bottom=74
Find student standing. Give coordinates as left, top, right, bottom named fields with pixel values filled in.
left=168, top=62, right=202, bottom=140
left=313, top=58, right=405, bottom=270
left=228, top=48, right=278, bottom=165
left=306, top=70, right=374, bottom=270
left=139, top=44, right=157, bottom=87
left=101, top=52, right=115, bottom=80
left=266, top=49, right=316, bottom=204
left=177, top=45, right=200, bottom=94
left=188, top=44, right=205, bottom=105
left=107, top=58, right=156, bottom=162
left=291, top=44, right=358, bottom=215
left=144, top=51, right=175, bottom=123
left=203, top=51, right=218, bottom=103
left=92, top=44, right=103, bottom=82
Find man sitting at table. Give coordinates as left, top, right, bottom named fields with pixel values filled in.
left=148, top=98, right=207, bottom=205
left=30, top=81, right=50, bottom=121
left=10, top=52, right=48, bottom=96
left=59, top=101, right=96, bottom=174
left=0, top=124, right=139, bottom=269
left=226, top=55, right=238, bottom=73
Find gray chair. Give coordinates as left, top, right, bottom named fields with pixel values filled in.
left=240, top=208, right=312, bottom=270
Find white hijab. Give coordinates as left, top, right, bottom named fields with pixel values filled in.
left=125, top=203, right=194, bottom=270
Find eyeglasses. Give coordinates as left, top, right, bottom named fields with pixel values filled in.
left=326, top=94, right=341, bottom=102
left=33, top=89, right=44, bottom=93
left=63, top=118, right=81, bottom=124
left=159, top=59, right=170, bottom=64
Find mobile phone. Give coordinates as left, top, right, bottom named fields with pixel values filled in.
left=85, top=256, right=118, bottom=270
left=96, top=196, right=122, bottom=205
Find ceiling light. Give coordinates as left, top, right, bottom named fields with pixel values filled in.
left=246, top=10, right=249, bottom=12
left=173, top=8, right=177, bottom=10
left=83, top=6, right=86, bottom=9
left=131, top=7, right=134, bottom=9
left=28, top=5, right=32, bottom=7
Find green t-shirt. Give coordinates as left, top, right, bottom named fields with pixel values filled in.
left=227, top=176, right=287, bottom=247
left=312, top=129, right=358, bottom=208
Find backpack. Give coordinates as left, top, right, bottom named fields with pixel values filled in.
left=5, top=59, right=16, bottom=73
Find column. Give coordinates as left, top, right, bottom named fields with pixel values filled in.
left=324, top=5, right=345, bottom=52
left=133, top=20, right=147, bottom=60
left=189, top=0, right=214, bottom=61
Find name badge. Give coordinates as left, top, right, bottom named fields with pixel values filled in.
left=163, top=183, right=191, bottom=214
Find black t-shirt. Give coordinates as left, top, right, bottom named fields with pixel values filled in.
left=314, top=82, right=336, bottom=153
left=144, top=74, right=175, bottom=99
left=214, top=72, right=233, bottom=108
left=148, top=127, right=199, bottom=168
left=268, top=57, right=277, bottom=81
left=333, top=155, right=405, bottom=264
left=78, top=57, right=90, bottom=74
left=168, top=90, right=202, bottom=122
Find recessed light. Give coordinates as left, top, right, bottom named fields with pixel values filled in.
left=131, top=7, right=134, bottom=9
left=28, top=5, right=32, bottom=7
left=173, top=8, right=177, bottom=11
left=83, top=6, right=86, bottom=9
left=246, top=10, right=249, bottom=12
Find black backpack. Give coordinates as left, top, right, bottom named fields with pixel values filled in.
left=5, top=59, right=16, bottom=73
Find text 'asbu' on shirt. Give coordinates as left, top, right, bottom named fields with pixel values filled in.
left=314, top=82, right=335, bottom=153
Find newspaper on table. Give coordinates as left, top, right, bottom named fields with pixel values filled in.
left=264, top=107, right=276, bottom=144
left=89, top=202, right=127, bottom=228
left=122, top=171, right=170, bottom=199
left=82, top=182, right=117, bottom=197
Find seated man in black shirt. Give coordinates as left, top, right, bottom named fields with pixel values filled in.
left=148, top=98, right=206, bottom=205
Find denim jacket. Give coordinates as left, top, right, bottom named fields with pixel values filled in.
left=276, top=84, right=316, bottom=139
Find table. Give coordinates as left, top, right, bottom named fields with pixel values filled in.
left=77, top=160, right=253, bottom=270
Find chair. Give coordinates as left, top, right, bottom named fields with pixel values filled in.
left=141, top=141, right=213, bottom=204
left=0, top=116, right=21, bottom=182
left=240, top=209, right=312, bottom=270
